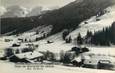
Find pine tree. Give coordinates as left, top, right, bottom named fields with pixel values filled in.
left=36, top=30, right=39, bottom=34
left=77, top=33, right=83, bottom=45
left=65, top=36, right=72, bottom=43
left=90, top=22, right=115, bottom=46
left=85, top=30, right=93, bottom=44
left=62, top=29, right=69, bottom=40
left=111, top=22, right=115, bottom=44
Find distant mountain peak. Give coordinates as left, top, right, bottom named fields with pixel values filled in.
left=0, top=6, right=7, bottom=16
left=26, top=6, right=42, bottom=17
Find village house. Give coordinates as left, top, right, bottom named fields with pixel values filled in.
left=3, top=43, right=43, bottom=63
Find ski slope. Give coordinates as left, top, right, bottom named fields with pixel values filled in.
left=69, top=5, right=115, bottom=38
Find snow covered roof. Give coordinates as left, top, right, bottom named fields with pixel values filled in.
left=72, top=56, right=82, bottom=62
left=15, top=51, right=43, bottom=59
left=8, top=45, right=28, bottom=50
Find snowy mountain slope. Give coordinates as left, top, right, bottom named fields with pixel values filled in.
left=1, top=0, right=114, bottom=35
left=17, top=25, right=53, bottom=40
left=33, top=5, right=115, bottom=55
left=40, top=5, right=115, bottom=42
left=69, top=5, right=115, bottom=38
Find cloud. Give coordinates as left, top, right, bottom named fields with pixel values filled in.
left=1, top=0, right=75, bottom=8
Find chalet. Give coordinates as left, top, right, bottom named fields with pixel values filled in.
left=71, top=46, right=89, bottom=54
left=4, top=44, right=35, bottom=57
left=71, top=47, right=81, bottom=55
left=14, top=51, right=44, bottom=63
left=12, top=43, right=21, bottom=47
left=71, top=56, right=82, bottom=67
left=4, top=39, right=13, bottom=42
left=80, top=53, right=114, bottom=69
left=97, top=60, right=114, bottom=70
left=18, top=34, right=43, bottom=42
left=47, top=40, right=54, bottom=44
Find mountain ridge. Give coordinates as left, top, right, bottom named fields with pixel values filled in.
left=1, top=0, right=115, bottom=35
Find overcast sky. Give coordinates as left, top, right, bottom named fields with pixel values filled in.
left=0, top=0, right=75, bottom=8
